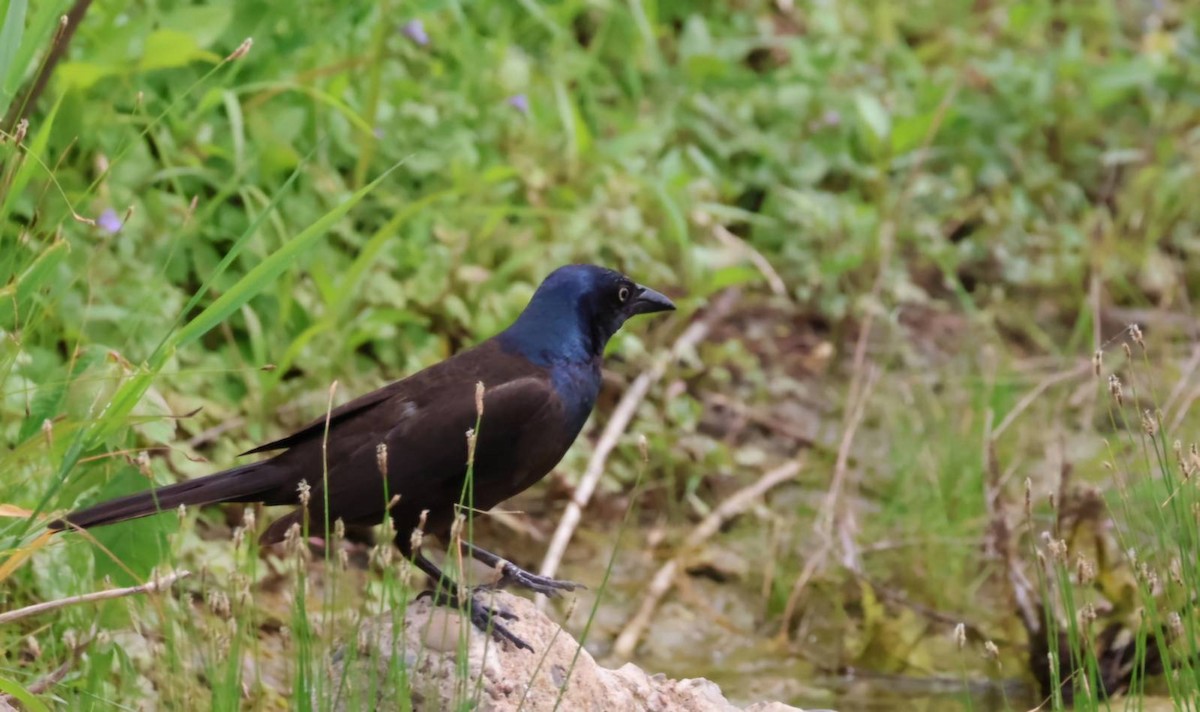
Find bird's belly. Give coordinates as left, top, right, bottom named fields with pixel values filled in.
left=469, top=432, right=570, bottom=512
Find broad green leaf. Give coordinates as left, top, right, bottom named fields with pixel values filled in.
left=855, top=93, right=891, bottom=145
left=0, top=676, right=49, bottom=712
left=0, top=0, right=26, bottom=109
left=0, top=92, right=61, bottom=225
left=159, top=4, right=232, bottom=48
left=88, top=469, right=177, bottom=587
left=0, top=239, right=69, bottom=329
left=55, top=61, right=121, bottom=91
left=139, top=29, right=220, bottom=71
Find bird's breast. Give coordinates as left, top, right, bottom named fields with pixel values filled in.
left=549, top=360, right=602, bottom=437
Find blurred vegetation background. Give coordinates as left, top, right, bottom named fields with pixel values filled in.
left=2, top=0, right=1200, bottom=709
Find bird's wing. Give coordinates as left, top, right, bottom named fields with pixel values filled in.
left=240, top=382, right=404, bottom=456
left=306, top=371, right=564, bottom=529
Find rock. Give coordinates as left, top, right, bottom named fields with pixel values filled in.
left=329, top=590, right=811, bottom=712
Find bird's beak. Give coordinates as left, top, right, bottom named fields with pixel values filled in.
left=630, top=285, right=676, bottom=315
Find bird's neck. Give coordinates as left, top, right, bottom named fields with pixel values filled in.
left=497, top=304, right=606, bottom=434
left=498, top=302, right=607, bottom=367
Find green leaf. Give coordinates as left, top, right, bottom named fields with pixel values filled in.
left=158, top=4, right=232, bottom=48
left=88, top=468, right=177, bottom=587
left=855, top=92, right=891, bottom=151
left=0, top=239, right=69, bottom=329
left=55, top=61, right=121, bottom=91
left=0, top=92, right=63, bottom=225
left=0, top=676, right=49, bottom=712
left=139, top=29, right=220, bottom=71
left=0, top=0, right=27, bottom=110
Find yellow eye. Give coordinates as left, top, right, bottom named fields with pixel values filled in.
left=618, top=286, right=631, bottom=302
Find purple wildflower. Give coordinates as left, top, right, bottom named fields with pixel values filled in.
left=97, top=209, right=122, bottom=234
left=507, top=93, right=530, bottom=115
left=401, top=20, right=429, bottom=46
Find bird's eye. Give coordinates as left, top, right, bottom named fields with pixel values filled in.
left=617, top=286, right=631, bottom=302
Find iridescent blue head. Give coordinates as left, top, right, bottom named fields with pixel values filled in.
left=499, top=264, right=675, bottom=366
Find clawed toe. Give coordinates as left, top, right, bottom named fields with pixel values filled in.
left=490, top=564, right=584, bottom=597
left=468, top=601, right=531, bottom=651
left=423, top=587, right=531, bottom=651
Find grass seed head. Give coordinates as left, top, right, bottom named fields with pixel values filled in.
left=1142, top=409, right=1157, bottom=436
left=1076, top=554, right=1096, bottom=585
left=207, top=589, right=232, bottom=619
left=376, top=442, right=388, bottom=479
left=1168, top=612, right=1184, bottom=639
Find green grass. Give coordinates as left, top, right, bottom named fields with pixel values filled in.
left=2, top=0, right=1200, bottom=709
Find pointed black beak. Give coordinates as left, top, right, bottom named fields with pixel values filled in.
left=629, top=285, right=675, bottom=316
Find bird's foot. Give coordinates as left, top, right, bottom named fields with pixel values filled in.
left=485, top=563, right=584, bottom=598
left=418, top=588, right=532, bottom=652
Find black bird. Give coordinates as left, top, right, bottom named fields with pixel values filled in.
left=51, top=264, right=675, bottom=649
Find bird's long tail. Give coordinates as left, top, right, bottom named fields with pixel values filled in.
left=49, top=463, right=287, bottom=532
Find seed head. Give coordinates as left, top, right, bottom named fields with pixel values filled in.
left=376, top=442, right=388, bottom=478
left=284, top=521, right=308, bottom=561
left=226, top=37, right=253, bottom=61
left=983, top=640, right=999, bottom=662
left=1092, top=350, right=1102, bottom=377
left=1168, top=612, right=1184, bottom=639
left=1079, top=603, right=1097, bottom=625
left=475, top=381, right=485, bottom=418
left=1142, top=409, right=1158, bottom=436
left=953, top=623, right=966, bottom=650
left=1076, top=554, right=1096, bottom=585
left=466, top=427, right=478, bottom=465
left=1108, top=375, right=1124, bottom=406
left=207, top=589, right=232, bottom=619
left=1130, top=323, right=1144, bottom=349
left=1047, top=537, right=1068, bottom=563
left=297, top=479, right=311, bottom=506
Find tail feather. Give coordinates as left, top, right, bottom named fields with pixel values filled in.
left=50, top=463, right=286, bottom=532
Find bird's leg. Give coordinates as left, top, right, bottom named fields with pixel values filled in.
left=410, top=551, right=533, bottom=652
left=461, top=542, right=583, bottom=597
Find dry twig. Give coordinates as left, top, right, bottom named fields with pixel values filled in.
left=611, top=459, right=801, bottom=658
left=0, top=570, right=189, bottom=625
left=991, top=361, right=1091, bottom=440
left=710, top=223, right=787, bottom=297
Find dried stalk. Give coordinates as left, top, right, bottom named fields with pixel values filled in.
left=611, top=459, right=800, bottom=658
left=0, top=570, right=189, bottom=625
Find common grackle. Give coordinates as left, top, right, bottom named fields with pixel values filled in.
left=50, top=264, right=675, bottom=650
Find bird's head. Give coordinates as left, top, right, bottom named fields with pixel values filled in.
left=501, top=264, right=675, bottom=364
